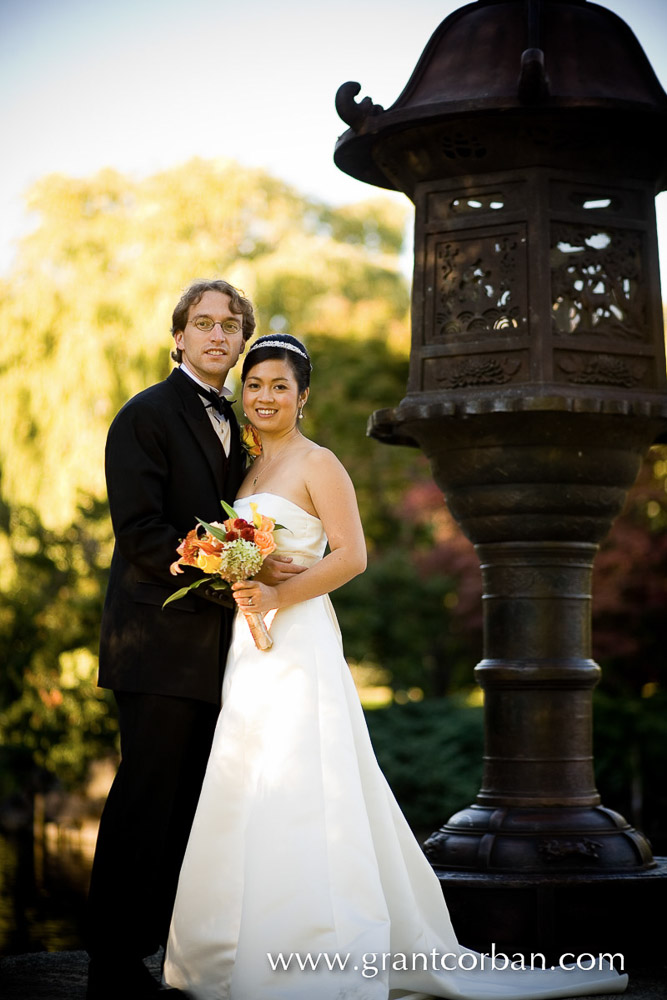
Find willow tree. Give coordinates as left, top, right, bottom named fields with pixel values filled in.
left=0, top=158, right=412, bottom=529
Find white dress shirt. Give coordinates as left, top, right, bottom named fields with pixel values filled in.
left=179, top=362, right=233, bottom=456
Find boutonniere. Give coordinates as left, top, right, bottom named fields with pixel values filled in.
left=241, top=423, right=262, bottom=461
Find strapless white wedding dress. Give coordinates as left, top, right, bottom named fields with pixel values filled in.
left=164, top=493, right=627, bottom=1000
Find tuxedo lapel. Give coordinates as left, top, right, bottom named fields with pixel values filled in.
left=225, top=408, right=246, bottom=498
left=167, top=368, right=227, bottom=498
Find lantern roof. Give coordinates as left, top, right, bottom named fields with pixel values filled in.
left=334, top=0, right=667, bottom=190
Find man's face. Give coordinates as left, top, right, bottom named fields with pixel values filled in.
left=174, top=290, right=246, bottom=389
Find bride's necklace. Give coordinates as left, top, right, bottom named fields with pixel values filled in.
left=252, top=435, right=302, bottom=489
left=251, top=454, right=279, bottom=489
left=251, top=439, right=294, bottom=488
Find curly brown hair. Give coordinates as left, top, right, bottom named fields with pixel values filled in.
left=170, top=279, right=256, bottom=363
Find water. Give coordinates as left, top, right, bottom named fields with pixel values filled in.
left=0, top=827, right=94, bottom=955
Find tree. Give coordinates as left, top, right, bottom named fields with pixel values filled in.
left=0, top=159, right=410, bottom=529
left=0, top=493, right=116, bottom=790
left=591, top=444, right=667, bottom=697
left=0, top=158, right=432, bottom=787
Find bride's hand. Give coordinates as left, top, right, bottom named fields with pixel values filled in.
left=231, top=580, right=278, bottom=615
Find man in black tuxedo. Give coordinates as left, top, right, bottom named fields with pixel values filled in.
left=86, top=280, right=294, bottom=998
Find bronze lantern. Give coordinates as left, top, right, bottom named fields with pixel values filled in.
left=335, top=0, right=667, bottom=956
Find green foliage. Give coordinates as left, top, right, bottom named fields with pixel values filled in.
left=592, top=445, right=667, bottom=696
left=0, top=157, right=419, bottom=791
left=319, top=200, right=407, bottom=256
left=304, top=333, right=480, bottom=695
left=333, top=554, right=477, bottom=697
left=0, top=159, right=410, bottom=529
left=0, top=495, right=117, bottom=789
left=303, top=335, right=431, bottom=544
left=363, top=692, right=667, bottom=850
left=364, top=698, right=484, bottom=832
left=593, top=689, right=667, bottom=854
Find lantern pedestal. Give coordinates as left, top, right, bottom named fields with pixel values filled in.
left=369, top=405, right=662, bottom=890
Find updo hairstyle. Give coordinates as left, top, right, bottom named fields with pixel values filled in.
left=241, top=334, right=312, bottom=394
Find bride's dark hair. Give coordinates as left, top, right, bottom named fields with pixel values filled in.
left=241, top=334, right=312, bottom=393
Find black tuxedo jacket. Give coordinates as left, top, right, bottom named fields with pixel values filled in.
left=98, top=367, right=245, bottom=705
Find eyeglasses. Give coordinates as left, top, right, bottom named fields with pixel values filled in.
left=190, top=317, right=243, bottom=335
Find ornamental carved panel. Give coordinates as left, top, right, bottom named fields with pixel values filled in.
left=423, top=353, right=526, bottom=390
left=556, top=352, right=648, bottom=388
left=431, top=229, right=528, bottom=342
left=551, top=223, right=647, bottom=339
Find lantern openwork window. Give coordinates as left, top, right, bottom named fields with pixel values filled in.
left=411, top=170, right=664, bottom=409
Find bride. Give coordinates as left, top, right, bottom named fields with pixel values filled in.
left=163, top=334, right=627, bottom=1000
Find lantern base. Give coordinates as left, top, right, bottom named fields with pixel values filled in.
left=434, top=860, right=667, bottom=963
left=424, top=803, right=655, bottom=873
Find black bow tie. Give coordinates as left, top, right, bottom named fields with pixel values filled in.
left=200, top=387, right=234, bottom=417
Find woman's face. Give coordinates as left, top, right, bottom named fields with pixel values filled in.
left=242, top=358, right=308, bottom=433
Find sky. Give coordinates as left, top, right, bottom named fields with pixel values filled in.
left=2, top=0, right=666, bottom=285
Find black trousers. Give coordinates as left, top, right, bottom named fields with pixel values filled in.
left=85, top=691, right=219, bottom=960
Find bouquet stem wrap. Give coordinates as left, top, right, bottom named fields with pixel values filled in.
left=243, top=611, right=273, bottom=651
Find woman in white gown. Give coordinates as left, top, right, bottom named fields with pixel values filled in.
left=164, top=334, right=627, bottom=1000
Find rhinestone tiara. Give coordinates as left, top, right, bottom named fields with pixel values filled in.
left=247, top=339, right=311, bottom=363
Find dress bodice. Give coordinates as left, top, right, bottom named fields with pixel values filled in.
left=233, top=492, right=327, bottom=568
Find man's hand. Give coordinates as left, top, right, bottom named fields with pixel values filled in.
left=199, top=585, right=235, bottom=608
left=254, top=554, right=307, bottom=586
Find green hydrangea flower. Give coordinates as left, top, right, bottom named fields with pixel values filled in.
left=218, top=539, right=264, bottom=582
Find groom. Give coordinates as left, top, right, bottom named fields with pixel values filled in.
left=86, top=279, right=298, bottom=999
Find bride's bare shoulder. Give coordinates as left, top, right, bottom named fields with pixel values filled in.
left=301, top=441, right=345, bottom=467
left=303, top=444, right=354, bottom=490
left=278, top=441, right=353, bottom=504
left=286, top=438, right=339, bottom=465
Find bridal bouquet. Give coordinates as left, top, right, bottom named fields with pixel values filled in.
left=164, top=500, right=282, bottom=651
